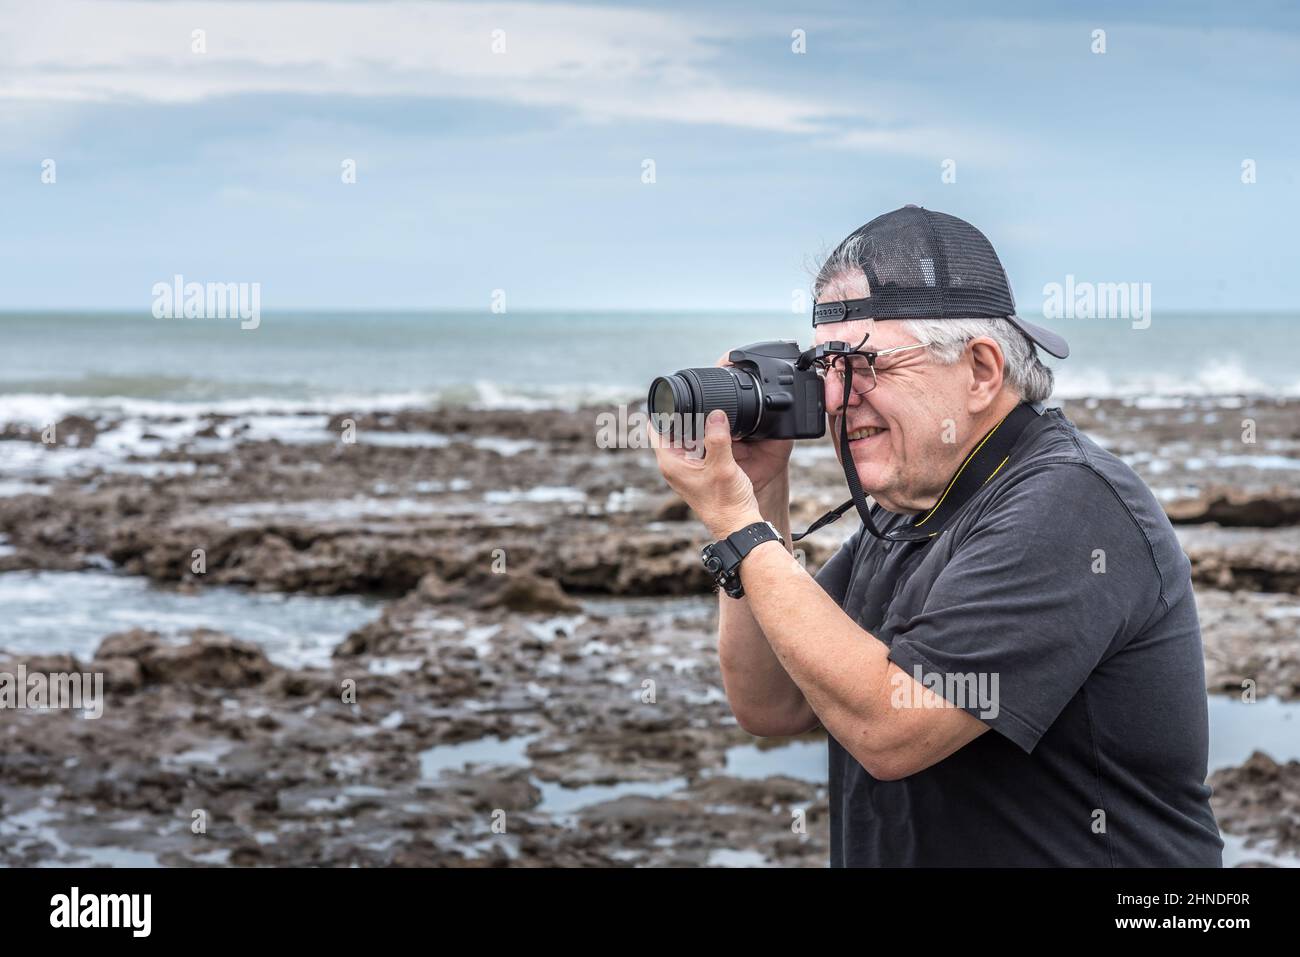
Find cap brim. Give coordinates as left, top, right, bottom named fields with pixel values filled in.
left=1007, top=314, right=1069, bottom=359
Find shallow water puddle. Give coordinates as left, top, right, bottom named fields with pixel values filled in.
left=1220, top=831, right=1300, bottom=868
left=0, top=800, right=164, bottom=868
left=706, top=848, right=773, bottom=868
left=533, top=777, right=690, bottom=815
left=418, top=734, right=690, bottom=814
left=1207, top=695, right=1300, bottom=772
left=418, top=734, right=539, bottom=778
left=718, top=739, right=827, bottom=784
left=0, top=570, right=381, bottom=668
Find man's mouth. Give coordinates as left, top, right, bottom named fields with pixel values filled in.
left=846, top=426, right=888, bottom=443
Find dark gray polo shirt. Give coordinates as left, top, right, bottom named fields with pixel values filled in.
left=814, top=406, right=1223, bottom=866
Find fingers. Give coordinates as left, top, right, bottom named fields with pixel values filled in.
left=702, top=410, right=735, bottom=466
left=646, top=416, right=694, bottom=473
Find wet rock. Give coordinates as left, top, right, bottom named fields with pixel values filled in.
left=1196, top=588, right=1300, bottom=699
left=691, top=773, right=821, bottom=807
left=1178, top=526, right=1300, bottom=594
left=92, top=657, right=144, bottom=694
left=264, top=670, right=343, bottom=699
left=0, top=414, right=100, bottom=447
left=555, top=529, right=712, bottom=595
left=325, top=407, right=593, bottom=445
left=414, top=572, right=458, bottom=603
left=653, top=497, right=694, bottom=522
left=1167, top=486, right=1300, bottom=527
left=96, top=629, right=274, bottom=688
left=4, top=398, right=1298, bottom=867
left=0, top=653, right=84, bottom=675
left=95, top=628, right=158, bottom=660
left=429, top=767, right=542, bottom=813
left=1210, top=752, right=1300, bottom=859
left=474, top=572, right=581, bottom=614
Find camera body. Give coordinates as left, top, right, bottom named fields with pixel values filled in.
left=648, top=340, right=826, bottom=442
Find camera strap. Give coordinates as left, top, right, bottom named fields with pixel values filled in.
left=791, top=400, right=1042, bottom=544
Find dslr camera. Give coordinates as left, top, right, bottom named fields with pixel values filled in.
left=648, top=339, right=857, bottom=441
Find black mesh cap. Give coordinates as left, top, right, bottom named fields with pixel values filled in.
left=812, top=205, right=1069, bottom=359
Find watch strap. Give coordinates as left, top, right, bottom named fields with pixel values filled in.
left=702, top=520, right=783, bottom=598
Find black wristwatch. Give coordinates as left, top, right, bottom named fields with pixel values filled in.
left=701, top=521, right=784, bottom=599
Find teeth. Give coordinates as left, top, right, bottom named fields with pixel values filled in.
left=848, top=427, right=886, bottom=441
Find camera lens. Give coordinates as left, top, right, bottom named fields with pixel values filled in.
left=646, top=367, right=762, bottom=437
left=650, top=378, right=678, bottom=416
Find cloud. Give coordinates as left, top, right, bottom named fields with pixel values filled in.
left=0, top=0, right=965, bottom=154
left=0, top=1, right=837, bottom=130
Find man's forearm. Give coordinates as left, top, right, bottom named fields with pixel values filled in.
left=731, top=533, right=895, bottom=756
left=715, top=478, right=815, bottom=734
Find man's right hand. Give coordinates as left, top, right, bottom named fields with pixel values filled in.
left=715, top=351, right=792, bottom=500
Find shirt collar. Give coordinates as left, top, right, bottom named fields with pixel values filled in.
left=884, top=401, right=1044, bottom=543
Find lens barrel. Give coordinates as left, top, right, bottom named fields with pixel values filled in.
left=647, top=366, right=761, bottom=437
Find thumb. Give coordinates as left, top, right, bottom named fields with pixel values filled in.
left=703, top=409, right=735, bottom=463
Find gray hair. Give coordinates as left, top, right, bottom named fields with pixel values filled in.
left=812, top=248, right=1055, bottom=403
left=898, top=317, right=1054, bottom=403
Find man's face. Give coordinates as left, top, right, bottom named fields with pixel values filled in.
left=814, top=275, right=974, bottom=514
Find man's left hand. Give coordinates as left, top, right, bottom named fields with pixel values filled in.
left=650, top=409, right=764, bottom=540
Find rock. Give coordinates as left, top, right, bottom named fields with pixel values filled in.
left=474, top=573, right=581, bottom=614
left=1195, top=588, right=1300, bottom=699
left=652, top=497, right=694, bottom=522
left=1167, top=486, right=1300, bottom=527
left=0, top=414, right=100, bottom=447
left=145, top=633, right=274, bottom=688
left=1209, top=752, right=1300, bottom=859
left=0, top=653, right=83, bottom=674
left=22, top=397, right=1300, bottom=869
left=325, top=407, right=592, bottom=444
left=91, top=657, right=144, bottom=694
left=431, top=767, right=542, bottom=812
left=96, top=628, right=160, bottom=660
left=264, top=670, right=339, bottom=698
left=333, top=621, right=390, bottom=658
left=555, top=530, right=712, bottom=596
left=1177, top=526, right=1300, bottom=594
left=415, top=572, right=458, bottom=603
left=226, top=533, right=300, bottom=589
left=94, top=628, right=274, bottom=688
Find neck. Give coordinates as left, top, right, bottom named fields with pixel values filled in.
left=905, top=392, right=1025, bottom=515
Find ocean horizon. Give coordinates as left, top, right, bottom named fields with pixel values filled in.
left=1, top=310, right=1296, bottom=414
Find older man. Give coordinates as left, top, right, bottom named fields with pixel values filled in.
left=652, top=206, right=1223, bottom=866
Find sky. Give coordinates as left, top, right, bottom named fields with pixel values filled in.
left=1, top=0, right=1297, bottom=312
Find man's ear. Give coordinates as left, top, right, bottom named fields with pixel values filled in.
left=966, top=337, right=1005, bottom=411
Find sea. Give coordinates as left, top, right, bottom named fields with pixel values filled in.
left=0, top=310, right=1295, bottom=417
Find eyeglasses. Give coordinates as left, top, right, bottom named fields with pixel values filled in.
left=813, top=340, right=931, bottom=396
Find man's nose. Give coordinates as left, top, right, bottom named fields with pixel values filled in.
left=824, top=374, right=862, bottom=416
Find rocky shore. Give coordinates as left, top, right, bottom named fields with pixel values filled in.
left=1, top=395, right=1297, bottom=866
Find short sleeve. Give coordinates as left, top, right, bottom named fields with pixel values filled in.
left=881, top=464, right=1159, bottom=754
